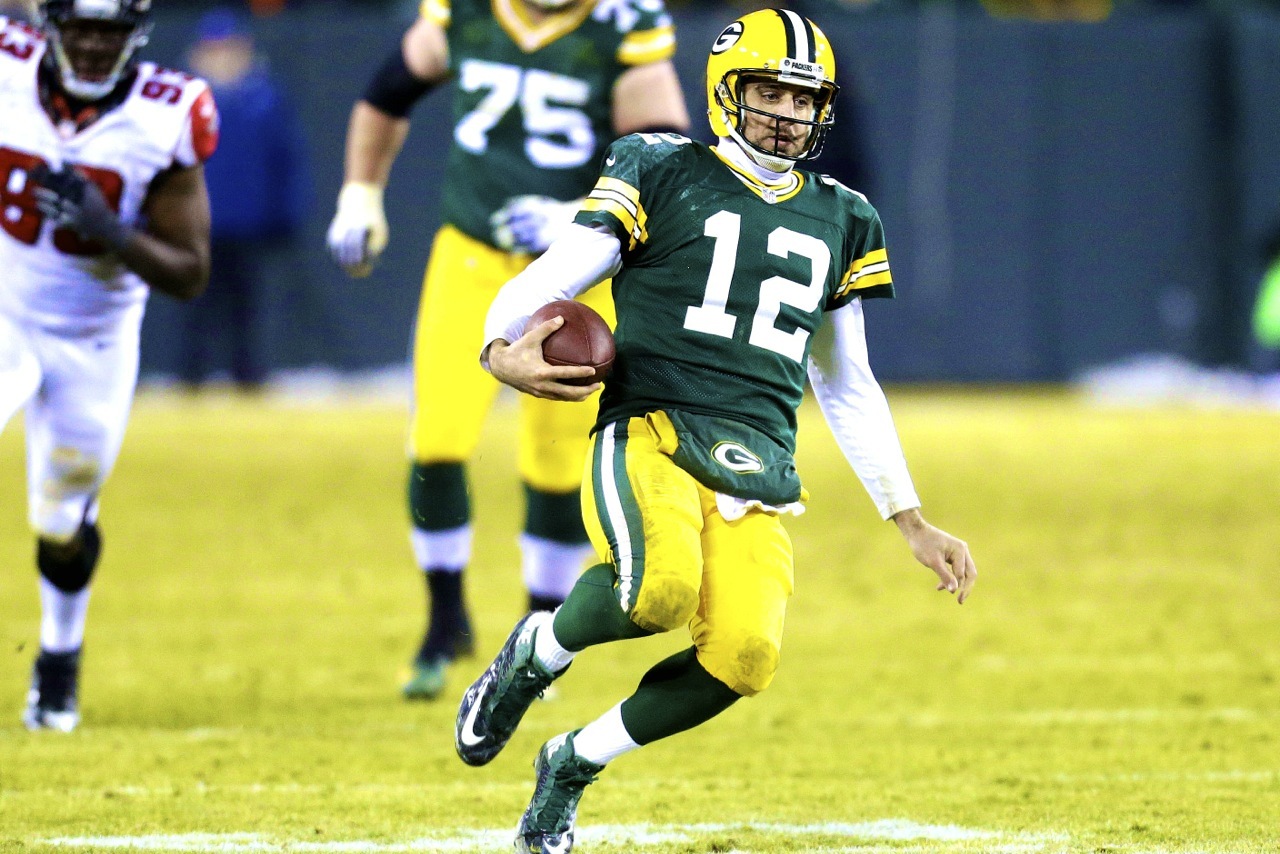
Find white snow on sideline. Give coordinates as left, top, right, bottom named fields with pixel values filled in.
left=1075, top=353, right=1280, bottom=410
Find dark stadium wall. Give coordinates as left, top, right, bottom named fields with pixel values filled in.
left=135, top=3, right=1280, bottom=383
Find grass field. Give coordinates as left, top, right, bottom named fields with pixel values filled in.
left=1, top=388, right=1278, bottom=853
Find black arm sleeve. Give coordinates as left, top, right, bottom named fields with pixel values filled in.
left=362, top=47, right=437, bottom=119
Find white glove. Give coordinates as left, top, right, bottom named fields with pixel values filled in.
left=326, top=182, right=389, bottom=278
left=490, top=195, right=580, bottom=254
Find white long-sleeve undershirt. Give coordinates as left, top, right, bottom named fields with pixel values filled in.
left=481, top=218, right=920, bottom=520
left=807, top=299, right=920, bottom=519
left=482, top=223, right=622, bottom=351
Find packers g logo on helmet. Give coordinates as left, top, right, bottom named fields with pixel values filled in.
left=705, top=8, right=838, bottom=167
left=711, top=22, right=743, bottom=55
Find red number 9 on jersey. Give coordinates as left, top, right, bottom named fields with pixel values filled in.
left=0, top=146, right=125, bottom=256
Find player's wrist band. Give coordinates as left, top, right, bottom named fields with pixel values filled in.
left=338, top=182, right=385, bottom=212
left=362, top=47, right=437, bottom=119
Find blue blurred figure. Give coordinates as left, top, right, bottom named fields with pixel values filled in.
left=178, top=7, right=311, bottom=392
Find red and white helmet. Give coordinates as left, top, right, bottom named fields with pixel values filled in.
left=38, top=0, right=154, bottom=101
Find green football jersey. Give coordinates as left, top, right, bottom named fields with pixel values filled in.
left=576, top=133, right=895, bottom=453
left=424, top=0, right=675, bottom=247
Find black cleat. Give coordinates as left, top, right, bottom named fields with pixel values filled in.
left=23, top=648, right=81, bottom=732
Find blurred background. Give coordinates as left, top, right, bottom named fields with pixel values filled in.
left=5, top=0, right=1279, bottom=395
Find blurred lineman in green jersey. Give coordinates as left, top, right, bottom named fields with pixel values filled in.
left=455, top=8, right=977, bottom=852
left=326, top=0, right=690, bottom=700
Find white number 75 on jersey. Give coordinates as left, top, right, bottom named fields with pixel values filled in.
left=453, top=59, right=595, bottom=170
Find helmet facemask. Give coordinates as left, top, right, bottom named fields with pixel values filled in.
left=39, top=0, right=153, bottom=102
left=714, top=65, right=838, bottom=172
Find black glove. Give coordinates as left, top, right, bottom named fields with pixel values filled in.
left=30, top=163, right=130, bottom=250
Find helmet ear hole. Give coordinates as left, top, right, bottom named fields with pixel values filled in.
left=714, top=80, right=732, bottom=111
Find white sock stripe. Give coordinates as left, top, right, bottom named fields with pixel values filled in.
left=38, top=577, right=90, bottom=653
left=519, top=535, right=594, bottom=600
left=409, top=525, right=471, bottom=570
left=532, top=610, right=575, bottom=672
left=572, top=703, right=640, bottom=766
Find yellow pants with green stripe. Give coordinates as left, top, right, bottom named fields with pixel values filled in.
left=410, top=225, right=614, bottom=491
left=582, top=414, right=795, bottom=696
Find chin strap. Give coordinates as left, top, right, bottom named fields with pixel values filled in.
left=716, top=135, right=795, bottom=183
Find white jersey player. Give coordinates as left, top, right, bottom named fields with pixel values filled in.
left=0, top=0, right=218, bottom=731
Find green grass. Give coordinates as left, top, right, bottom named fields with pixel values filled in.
left=1, top=388, right=1278, bottom=853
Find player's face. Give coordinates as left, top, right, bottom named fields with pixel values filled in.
left=57, top=19, right=133, bottom=89
left=740, top=79, right=817, bottom=160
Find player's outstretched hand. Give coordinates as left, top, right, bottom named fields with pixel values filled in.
left=327, top=182, right=389, bottom=278
left=485, top=318, right=600, bottom=402
left=892, top=508, right=977, bottom=604
left=30, top=163, right=129, bottom=250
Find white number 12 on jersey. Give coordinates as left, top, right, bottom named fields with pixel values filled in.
left=683, top=210, right=830, bottom=362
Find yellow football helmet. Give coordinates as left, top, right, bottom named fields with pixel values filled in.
left=706, top=8, right=838, bottom=168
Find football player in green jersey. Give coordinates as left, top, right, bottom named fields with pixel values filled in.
left=325, top=0, right=690, bottom=701
left=455, top=8, right=977, bottom=852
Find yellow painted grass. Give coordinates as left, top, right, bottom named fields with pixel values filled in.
left=1, top=388, right=1277, bottom=852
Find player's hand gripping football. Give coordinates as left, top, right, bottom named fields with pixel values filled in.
left=892, top=508, right=977, bottom=604
left=490, top=195, right=579, bottom=254
left=30, top=163, right=130, bottom=250
left=484, top=317, right=601, bottom=402
left=327, top=182, right=389, bottom=278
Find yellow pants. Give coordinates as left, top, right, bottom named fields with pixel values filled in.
left=409, top=225, right=615, bottom=492
left=582, top=415, right=795, bottom=696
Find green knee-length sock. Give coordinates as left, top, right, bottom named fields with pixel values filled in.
left=552, top=563, right=653, bottom=651
left=620, top=647, right=741, bottom=745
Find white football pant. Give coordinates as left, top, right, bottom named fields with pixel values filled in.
left=0, top=305, right=142, bottom=541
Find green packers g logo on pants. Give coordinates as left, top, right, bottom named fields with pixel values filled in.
left=711, top=441, right=764, bottom=474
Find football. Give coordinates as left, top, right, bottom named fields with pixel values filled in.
left=529, top=299, right=615, bottom=385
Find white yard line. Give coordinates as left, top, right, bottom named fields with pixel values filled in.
left=41, top=821, right=1064, bottom=853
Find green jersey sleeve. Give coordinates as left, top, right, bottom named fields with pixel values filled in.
left=575, top=132, right=693, bottom=251
left=819, top=176, right=895, bottom=309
